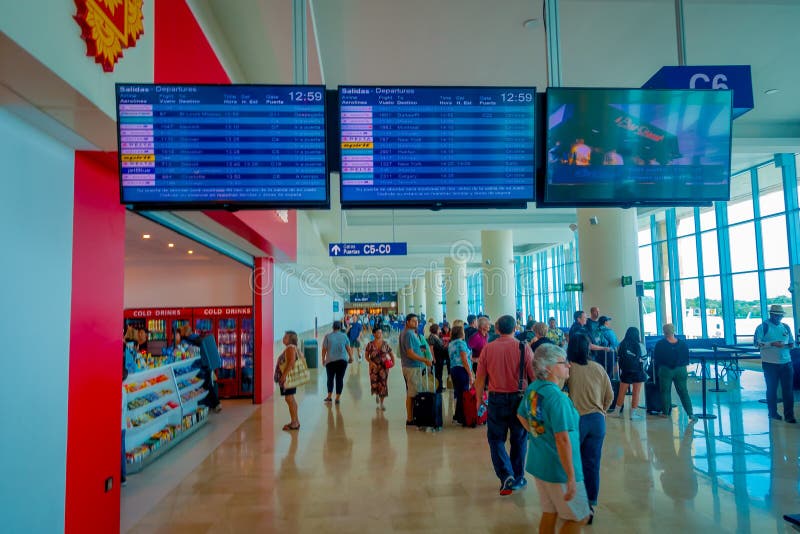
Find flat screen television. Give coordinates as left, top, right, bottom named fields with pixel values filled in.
left=116, top=84, right=329, bottom=209
left=338, top=86, right=536, bottom=209
left=541, top=88, right=732, bottom=207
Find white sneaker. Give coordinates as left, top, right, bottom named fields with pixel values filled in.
left=612, top=408, right=624, bottom=418
left=630, top=408, right=644, bottom=421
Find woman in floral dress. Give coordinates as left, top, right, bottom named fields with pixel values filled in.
left=364, top=326, right=395, bottom=410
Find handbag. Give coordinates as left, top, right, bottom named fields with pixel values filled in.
left=273, top=353, right=286, bottom=383
left=383, top=354, right=395, bottom=369
left=283, top=350, right=311, bottom=389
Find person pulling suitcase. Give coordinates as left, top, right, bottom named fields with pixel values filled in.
left=475, top=315, right=536, bottom=496
left=399, top=314, right=435, bottom=426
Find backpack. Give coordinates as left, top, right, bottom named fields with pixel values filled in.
left=761, top=321, right=791, bottom=338
left=586, top=322, right=604, bottom=346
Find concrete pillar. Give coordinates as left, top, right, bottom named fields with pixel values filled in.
left=577, top=208, right=641, bottom=341
left=444, top=256, right=468, bottom=323
left=425, top=270, right=443, bottom=323
left=412, top=277, right=427, bottom=318
left=397, top=289, right=406, bottom=317
left=405, top=284, right=415, bottom=315
left=481, top=230, right=516, bottom=321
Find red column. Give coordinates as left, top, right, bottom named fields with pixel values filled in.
left=253, top=257, right=275, bottom=403
left=65, top=152, right=125, bottom=533
left=154, top=0, right=230, bottom=84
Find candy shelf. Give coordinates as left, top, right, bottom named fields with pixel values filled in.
left=123, top=357, right=209, bottom=473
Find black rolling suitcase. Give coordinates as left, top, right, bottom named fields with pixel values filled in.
left=605, top=349, right=623, bottom=410
left=413, top=368, right=443, bottom=430
left=791, top=348, right=800, bottom=390
left=644, top=360, right=663, bottom=415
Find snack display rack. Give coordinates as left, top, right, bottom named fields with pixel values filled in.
left=123, top=356, right=209, bottom=474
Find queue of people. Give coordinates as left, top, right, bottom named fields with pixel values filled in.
left=272, top=301, right=798, bottom=532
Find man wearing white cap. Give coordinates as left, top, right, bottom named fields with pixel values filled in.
left=754, top=304, right=796, bottom=423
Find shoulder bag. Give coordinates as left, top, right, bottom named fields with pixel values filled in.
left=283, top=346, right=311, bottom=389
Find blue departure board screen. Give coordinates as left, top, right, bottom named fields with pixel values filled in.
left=116, top=84, right=328, bottom=208
left=338, top=86, right=536, bottom=208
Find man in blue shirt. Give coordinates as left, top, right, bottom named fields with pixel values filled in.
left=399, top=313, right=433, bottom=425
left=754, top=304, right=796, bottom=423
left=347, top=320, right=363, bottom=361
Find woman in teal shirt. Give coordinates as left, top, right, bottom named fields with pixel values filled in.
left=448, top=325, right=473, bottom=425
left=517, top=343, right=590, bottom=533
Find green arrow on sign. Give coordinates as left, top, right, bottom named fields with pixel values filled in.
left=642, top=281, right=656, bottom=291
left=564, top=283, right=584, bottom=292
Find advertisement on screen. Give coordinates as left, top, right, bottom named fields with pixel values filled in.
left=544, top=88, right=732, bottom=207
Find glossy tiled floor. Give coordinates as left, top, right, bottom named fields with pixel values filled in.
left=126, top=347, right=800, bottom=533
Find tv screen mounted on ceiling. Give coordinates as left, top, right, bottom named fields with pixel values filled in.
left=116, top=83, right=329, bottom=210
left=338, top=86, right=537, bottom=209
left=540, top=87, right=732, bottom=208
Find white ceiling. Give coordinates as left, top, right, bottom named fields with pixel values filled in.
left=125, top=211, right=243, bottom=268
left=188, top=0, right=800, bottom=292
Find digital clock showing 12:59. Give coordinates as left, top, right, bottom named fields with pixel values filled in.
left=289, top=90, right=324, bottom=102
left=501, top=92, right=533, bottom=103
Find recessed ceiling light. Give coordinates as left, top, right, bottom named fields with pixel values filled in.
left=764, top=88, right=779, bottom=95
left=523, top=18, right=538, bottom=28
left=168, top=243, right=175, bottom=248
left=188, top=250, right=194, bottom=255
left=142, top=234, right=151, bottom=239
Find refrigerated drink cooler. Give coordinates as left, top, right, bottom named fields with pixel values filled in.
left=126, top=306, right=254, bottom=399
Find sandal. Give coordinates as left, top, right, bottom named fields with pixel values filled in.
left=282, top=423, right=300, bottom=431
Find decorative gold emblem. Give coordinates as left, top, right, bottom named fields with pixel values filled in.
left=74, top=0, right=144, bottom=72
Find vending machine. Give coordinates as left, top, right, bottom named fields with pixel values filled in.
left=124, top=308, right=189, bottom=355
left=240, top=317, right=255, bottom=396
left=192, top=306, right=253, bottom=398
left=167, top=308, right=194, bottom=343
left=193, top=309, right=217, bottom=338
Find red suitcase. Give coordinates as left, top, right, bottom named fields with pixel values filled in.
left=462, top=388, right=488, bottom=427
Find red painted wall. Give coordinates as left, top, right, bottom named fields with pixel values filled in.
left=153, top=0, right=286, bottom=404
left=206, top=210, right=297, bottom=263
left=154, top=0, right=230, bottom=84
left=154, top=0, right=298, bottom=264
left=254, top=257, right=275, bottom=403
left=65, top=152, right=125, bottom=533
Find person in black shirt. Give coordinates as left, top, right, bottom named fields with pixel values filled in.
left=464, top=314, right=478, bottom=342
left=517, top=320, right=537, bottom=343
left=569, top=310, right=589, bottom=340
left=427, top=324, right=449, bottom=392
left=530, top=322, right=553, bottom=352
left=653, top=324, right=696, bottom=420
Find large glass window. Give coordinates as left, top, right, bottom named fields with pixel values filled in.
left=700, top=231, right=720, bottom=275
left=728, top=222, right=758, bottom=273
left=515, top=237, right=580, bottom=328
left=727, top=171, right=754, bottom=224
left=704, top=276, right=725, bottom=339
left=699, top=205, right=716, bottom=231
left=679, top=278, right=701, bottom=338
left=677, top=236, right=698, bottom=278
left=731, top=272, right=760, bottom=342
left=765, top=269, right=793, bottom=335
left=636, top=156, right=798, bottom=349
left=639, top=246, right=653, bottom=281
left=676, top=207, right=696, bottom=237
left=758, top=164, right=785, bottom=217
left=760, top=215, right=789, bottom=269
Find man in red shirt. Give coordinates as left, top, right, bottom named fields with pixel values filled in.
left=475, top=315, right=536, bottom=496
